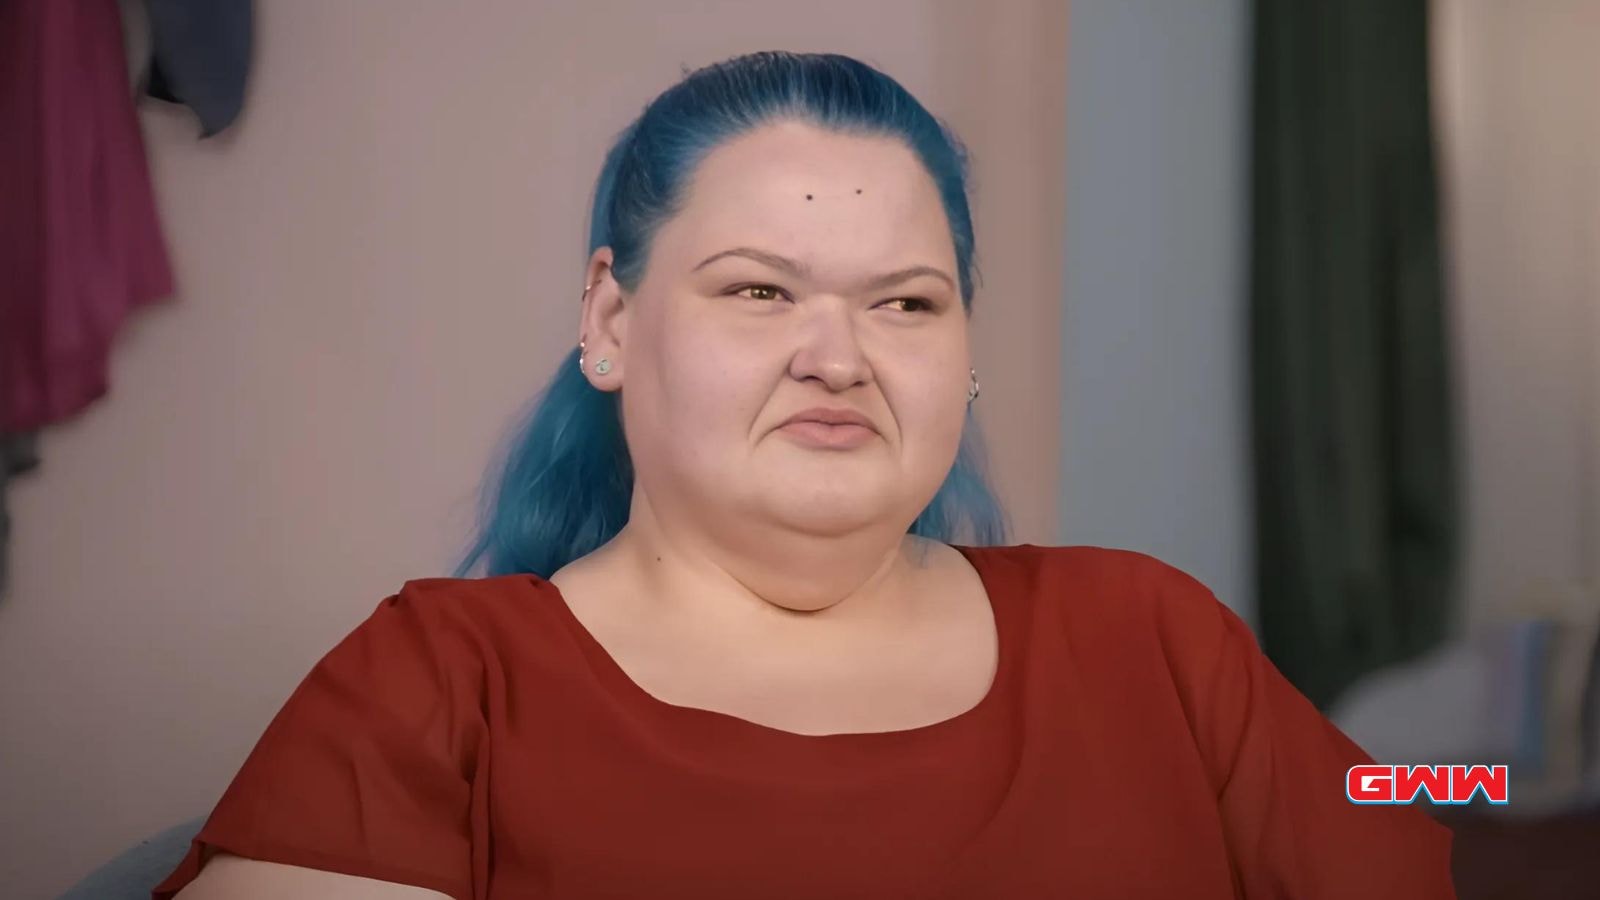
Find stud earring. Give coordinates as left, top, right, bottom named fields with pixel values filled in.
left=594, top=358, right=612, bottom=375
left=967, top=368, right=981, bottom=404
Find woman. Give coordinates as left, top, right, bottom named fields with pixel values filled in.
left=155, top=52, right=1454, bottom=899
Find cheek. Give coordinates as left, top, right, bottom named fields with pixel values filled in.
left=880, top=347, right=970, bottom=455
left=906, top=379, right=969, bottom=451
left=636, top=305, right=775, bottom=439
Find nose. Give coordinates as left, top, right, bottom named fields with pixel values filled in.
left=787, top=298, right=872, bottom=393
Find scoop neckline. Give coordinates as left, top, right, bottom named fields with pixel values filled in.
left=530, top=543, right=1012, bottom=747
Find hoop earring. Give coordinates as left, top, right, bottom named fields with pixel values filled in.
left=578, top=281, right=597, bottom=373
left=579, top=282, right=611, bottom=377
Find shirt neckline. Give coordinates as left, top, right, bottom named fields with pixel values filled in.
left=528, top=543, right=1014, bottom=749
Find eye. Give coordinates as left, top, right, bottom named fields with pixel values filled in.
left=731, top=283, right=789, bottom=302
left=877, top=297, right=935, bottom=313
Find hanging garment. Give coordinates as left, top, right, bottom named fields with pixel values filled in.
left=0, top=433, right=40, bottom=596
left=143, top=0, right=253, bottom=137
left=0, top=0, right=175, bottom=432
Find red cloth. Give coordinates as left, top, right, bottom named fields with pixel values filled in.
left=152, top=545, right=1456, bottom=899
left=0, top=0, right=173, bottom=431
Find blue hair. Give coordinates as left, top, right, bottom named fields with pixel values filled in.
left=456, top=51, right=1008, bottom=579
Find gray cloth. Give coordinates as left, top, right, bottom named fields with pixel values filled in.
left=57, top=816, right=206, bottom=900
left=143, top=0, right=253, bottom=136
left=1, top=433, right=40, bottom=595
left=119, top=0, right=154, bottom=94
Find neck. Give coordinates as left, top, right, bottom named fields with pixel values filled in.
left=604, top=492, right=925, bottom=624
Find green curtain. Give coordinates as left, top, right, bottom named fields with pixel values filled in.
left=1249, top=0, right=1459, bottom=710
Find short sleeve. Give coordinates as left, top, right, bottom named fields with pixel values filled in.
left=152, top=582, right=488, bottom=900
left=1148, top=560, right=1456, bottom=899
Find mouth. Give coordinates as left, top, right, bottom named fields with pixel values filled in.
left=776, top=407, right=879, bottom=450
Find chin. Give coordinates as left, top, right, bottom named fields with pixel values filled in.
left=754, top=483, right=914, bottom=537
left=773, top=508, right=881, bottom=537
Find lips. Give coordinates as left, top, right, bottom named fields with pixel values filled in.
left=777, top=407, right=877, bottom=431
left=775, top=407, right=879, bottom=449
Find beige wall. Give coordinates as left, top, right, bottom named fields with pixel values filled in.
left=0, top=2, right=1066, bottom=896
left=1433, top=0, right=1600, bottom=619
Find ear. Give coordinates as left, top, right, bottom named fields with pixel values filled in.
left=578, top=248, right=627, bottom=391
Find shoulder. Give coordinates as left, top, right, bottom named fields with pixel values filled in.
left=963, top=543, right=1252, bottom=671
left=352, top=571, right=574, bottom=644
left=963, top=543, right=1227, bottom=616
left=376, top=572, right=549, bottom=627
left=316, top=573, right=560, bottom=682
left=270, top=574, right=565, bottom=738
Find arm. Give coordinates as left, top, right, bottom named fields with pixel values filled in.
left=175, top=852, right=455, bottom=900
left=1149, top=560, right=1456, bottom=899
left=153, top=583, right=488, bottom=899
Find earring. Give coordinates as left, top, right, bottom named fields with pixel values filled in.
left=967, top=368, right=980, bottom=404
left=578, top=281, right=597, bottom=373
left=579, top=283, right=610, bottom=377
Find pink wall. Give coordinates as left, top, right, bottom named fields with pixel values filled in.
left=0, top=3, right=1066, bottom=895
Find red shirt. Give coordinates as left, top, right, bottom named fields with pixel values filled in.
left=153, top=545, right=1455, bottom=899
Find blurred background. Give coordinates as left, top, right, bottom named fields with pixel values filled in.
left=1, top=1, right=1596, bottom=898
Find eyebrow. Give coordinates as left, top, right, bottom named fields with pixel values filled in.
left=691, top=246, right=956, bottom=293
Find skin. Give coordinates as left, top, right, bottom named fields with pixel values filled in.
left=180, top=119, right=996, bottom=898
left=554, top=119, right=994, bottom=736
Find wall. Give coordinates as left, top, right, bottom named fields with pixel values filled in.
left=1058, top=0, right=1254, bottom=618
left=0, top=2, right=1067, bottom=896
left=1433, top=0, right=1600, bottom=620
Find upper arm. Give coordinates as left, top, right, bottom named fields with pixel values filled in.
left=1143, top=556, right=1456, bottom=899
left=176, top=852, right=454, bottom=900
left=152, top=583, right=490, bottom=899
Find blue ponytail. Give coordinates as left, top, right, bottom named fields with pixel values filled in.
left=456, top=51, right=1007, bottom=578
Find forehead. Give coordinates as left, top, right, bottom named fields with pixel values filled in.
left=653, top=120, right=955, bottom=273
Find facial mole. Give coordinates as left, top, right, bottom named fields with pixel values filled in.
left=856, top=189, right=863, bottom=194
left=805, top=194, right=813, bottom=200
